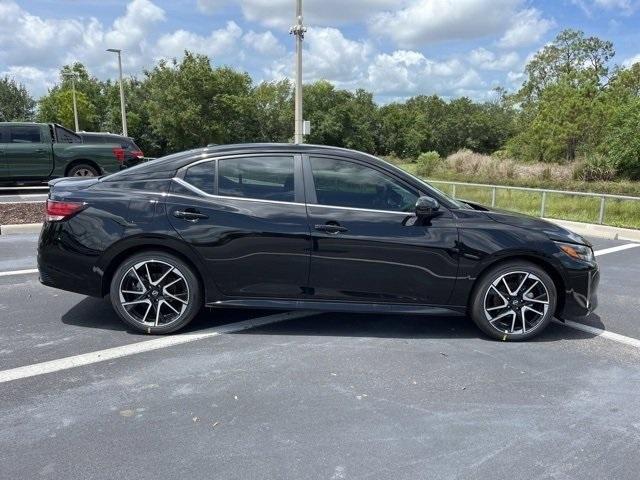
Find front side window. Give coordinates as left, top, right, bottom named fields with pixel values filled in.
left=218, top=156, right=295, bottom=202
left=310, top=157, right=419, bottom=212
left=9, top=126, right=41, bottom=143
left=183, top=161, right=215, bottom=194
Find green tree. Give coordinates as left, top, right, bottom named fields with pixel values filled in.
left=143, top=52, right=254, bottom=152
left=0, top=76, right=35, bottom=121
left=37, top=89, right=98, bottom=131
left=604, top=97, right=640, bottom=179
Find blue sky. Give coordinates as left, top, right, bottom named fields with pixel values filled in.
left=1, top=0, right=639, bottom=101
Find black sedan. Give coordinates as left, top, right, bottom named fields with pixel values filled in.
left=38, top=144, right=599, bottom=340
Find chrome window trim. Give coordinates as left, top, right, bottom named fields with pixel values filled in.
left=173, top=177, right=413, bottom=216
left=173, top=177, right=304, bottom=207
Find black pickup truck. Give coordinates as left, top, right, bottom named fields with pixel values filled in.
left=0, top=122, right=139, bottom=183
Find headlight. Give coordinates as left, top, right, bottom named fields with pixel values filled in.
left=555, top=242, right=594, bottom=262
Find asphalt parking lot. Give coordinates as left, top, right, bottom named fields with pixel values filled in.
left=1, top=232, right=639, bottom=479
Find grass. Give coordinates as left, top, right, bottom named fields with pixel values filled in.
left=396, top=163, right=640, bottom=230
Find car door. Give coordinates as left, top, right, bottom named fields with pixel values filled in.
left=0, top=126, right=7, bottom=179
left=304, top=155, right=459, bottom=306
left=167, top=153, right=311, bottom=299
left=5, top=124, right=53, bottom=179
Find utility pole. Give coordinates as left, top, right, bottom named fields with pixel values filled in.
left=106, top=48, right=128, bottom=137
left=64, top=73, right=80, bottom=132
left=290, top=0, right=306, bottom=144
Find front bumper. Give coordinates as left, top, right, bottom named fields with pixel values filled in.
left=557, top=263, right=599, bottom=320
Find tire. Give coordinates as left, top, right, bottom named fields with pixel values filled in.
left=109, top=251, right=202, bottom=334
left=68, top=164, right=99, bottom=177
left=469, top=261, right=557, bottom=341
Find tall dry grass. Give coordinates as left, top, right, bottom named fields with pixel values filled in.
left=442, top=149, right=574, bottom=182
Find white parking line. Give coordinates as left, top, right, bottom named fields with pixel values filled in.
left=593, top=243, right=639, bottom=257
left=0, top=311, right=316, bottom=384
left=0, top=268, right=38, bottom=277
left=554, top=319, right=640, bottom=349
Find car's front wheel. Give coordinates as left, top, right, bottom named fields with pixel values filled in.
left=109, top=251, right=202, bottom=334
left=470, top=261, right=557, bottom=341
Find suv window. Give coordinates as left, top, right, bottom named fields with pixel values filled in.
left=183, top=161, right=215, bottom=194
left=218, top=156, right=295, bottom=202
left=310, top=157, right=418, bottom=212
left=9, top=125, right=41, bottom=143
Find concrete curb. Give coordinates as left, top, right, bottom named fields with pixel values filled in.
left=0, top=223, right=43, bottom=235
left=545, top=218, right=640, bottom=242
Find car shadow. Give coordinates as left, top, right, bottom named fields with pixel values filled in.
left=61, top=297, right=602, bottom=343
left=231, top=311, right=601, bottom=343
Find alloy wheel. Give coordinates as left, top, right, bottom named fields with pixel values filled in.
left=118, top=259, right=190, bottom=327
left=483, top=271, right=550, bottom=335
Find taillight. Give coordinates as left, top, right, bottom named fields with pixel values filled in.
left=113, top=147, right=126, bottom=163
left=131, top=149, right=144, bottom=159
left=46, top=200, right=86, bottom=222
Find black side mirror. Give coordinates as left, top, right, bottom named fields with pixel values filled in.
left=415, top=196, right=440, bottom=218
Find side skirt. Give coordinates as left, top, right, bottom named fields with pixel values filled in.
left=206, top=298, right=466, bottom=316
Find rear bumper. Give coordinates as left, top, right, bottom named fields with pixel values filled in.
left=557, top=263, right=599, bottom=320
left=37, top=221, right=103, bottom=297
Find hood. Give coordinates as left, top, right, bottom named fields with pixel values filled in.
left=462, top=200, right=591, bottom=246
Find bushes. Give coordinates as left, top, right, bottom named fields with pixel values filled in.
left=416, top=151, right=442, bottom=176
left=573, top=155, right=618, bottom=182
left=603, top=98, right=640, bottom=180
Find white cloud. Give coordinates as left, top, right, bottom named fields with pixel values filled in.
left=155, top=21, right=243, bottom=62
left=369, top=0, right=521, bottom=47
left=0, top=65, right=58, bottom=96
left=197, top=0, right=404, bottom=27
left=304, top=27, right=372, bottom=85
left=623, top=53, right=640, bottom=67
left=243, top=31, right=286, bottom=56
left=498, top=8, right=555, bottom=48
left=469, top=48, right=520, bottom=71
left=572, top=0, right=638, bottom=15
left=366, top=50, right=483, bottom=98
left=0, top=0, right=166, bottom=95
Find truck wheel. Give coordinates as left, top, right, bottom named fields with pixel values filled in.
left=68, top=164, right=99, bottom=177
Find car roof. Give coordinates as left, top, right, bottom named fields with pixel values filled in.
left=110, top=143, right=387, bottom=177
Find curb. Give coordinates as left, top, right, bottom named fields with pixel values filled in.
left=544, top=218, right=640, bottom=243
left=0, top=223, right=43, bottom=235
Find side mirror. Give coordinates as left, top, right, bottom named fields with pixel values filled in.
left=415, top=196, right=440, bottom=218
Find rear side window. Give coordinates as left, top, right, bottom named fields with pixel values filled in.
left=9, top=126, right=41, bottom=143
left=56, top=126, right=81, bottom=143
left=310, top=157, right=418, bottom=212
left=218, top=156, right=294, bottom=202
left=183, top=161, right=215, bottom=194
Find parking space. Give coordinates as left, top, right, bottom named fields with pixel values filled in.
left=1, top=233, right=640, bottom=479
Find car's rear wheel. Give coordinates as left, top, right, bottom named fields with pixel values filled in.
left=469, top=261, right=557, bottom=341
left=68, top=164, right=99, bottom=177
left=109, top=251, right=202, bottom=334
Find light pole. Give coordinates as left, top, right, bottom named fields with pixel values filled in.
left=106, top=48, right=128, bottom=137
left=63, top=73, right=80, bottom=132
left=290, top=0, right=306, bottom=144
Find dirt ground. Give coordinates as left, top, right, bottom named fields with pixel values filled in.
left=0, top=203, right=44, bottom=225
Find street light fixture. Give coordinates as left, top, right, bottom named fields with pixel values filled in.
left=106, top=48, right=128, bottom=137
left=63, top=72, right=80, bottom=132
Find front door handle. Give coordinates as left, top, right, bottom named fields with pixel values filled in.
left=314, top=223, right=347, bottom=234
left=173, top=209, right=209, bottom=221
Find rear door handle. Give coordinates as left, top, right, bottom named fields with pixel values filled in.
left=314, top=224, right=347, bottom=234
left=173, top=209, right=209, bottom=221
